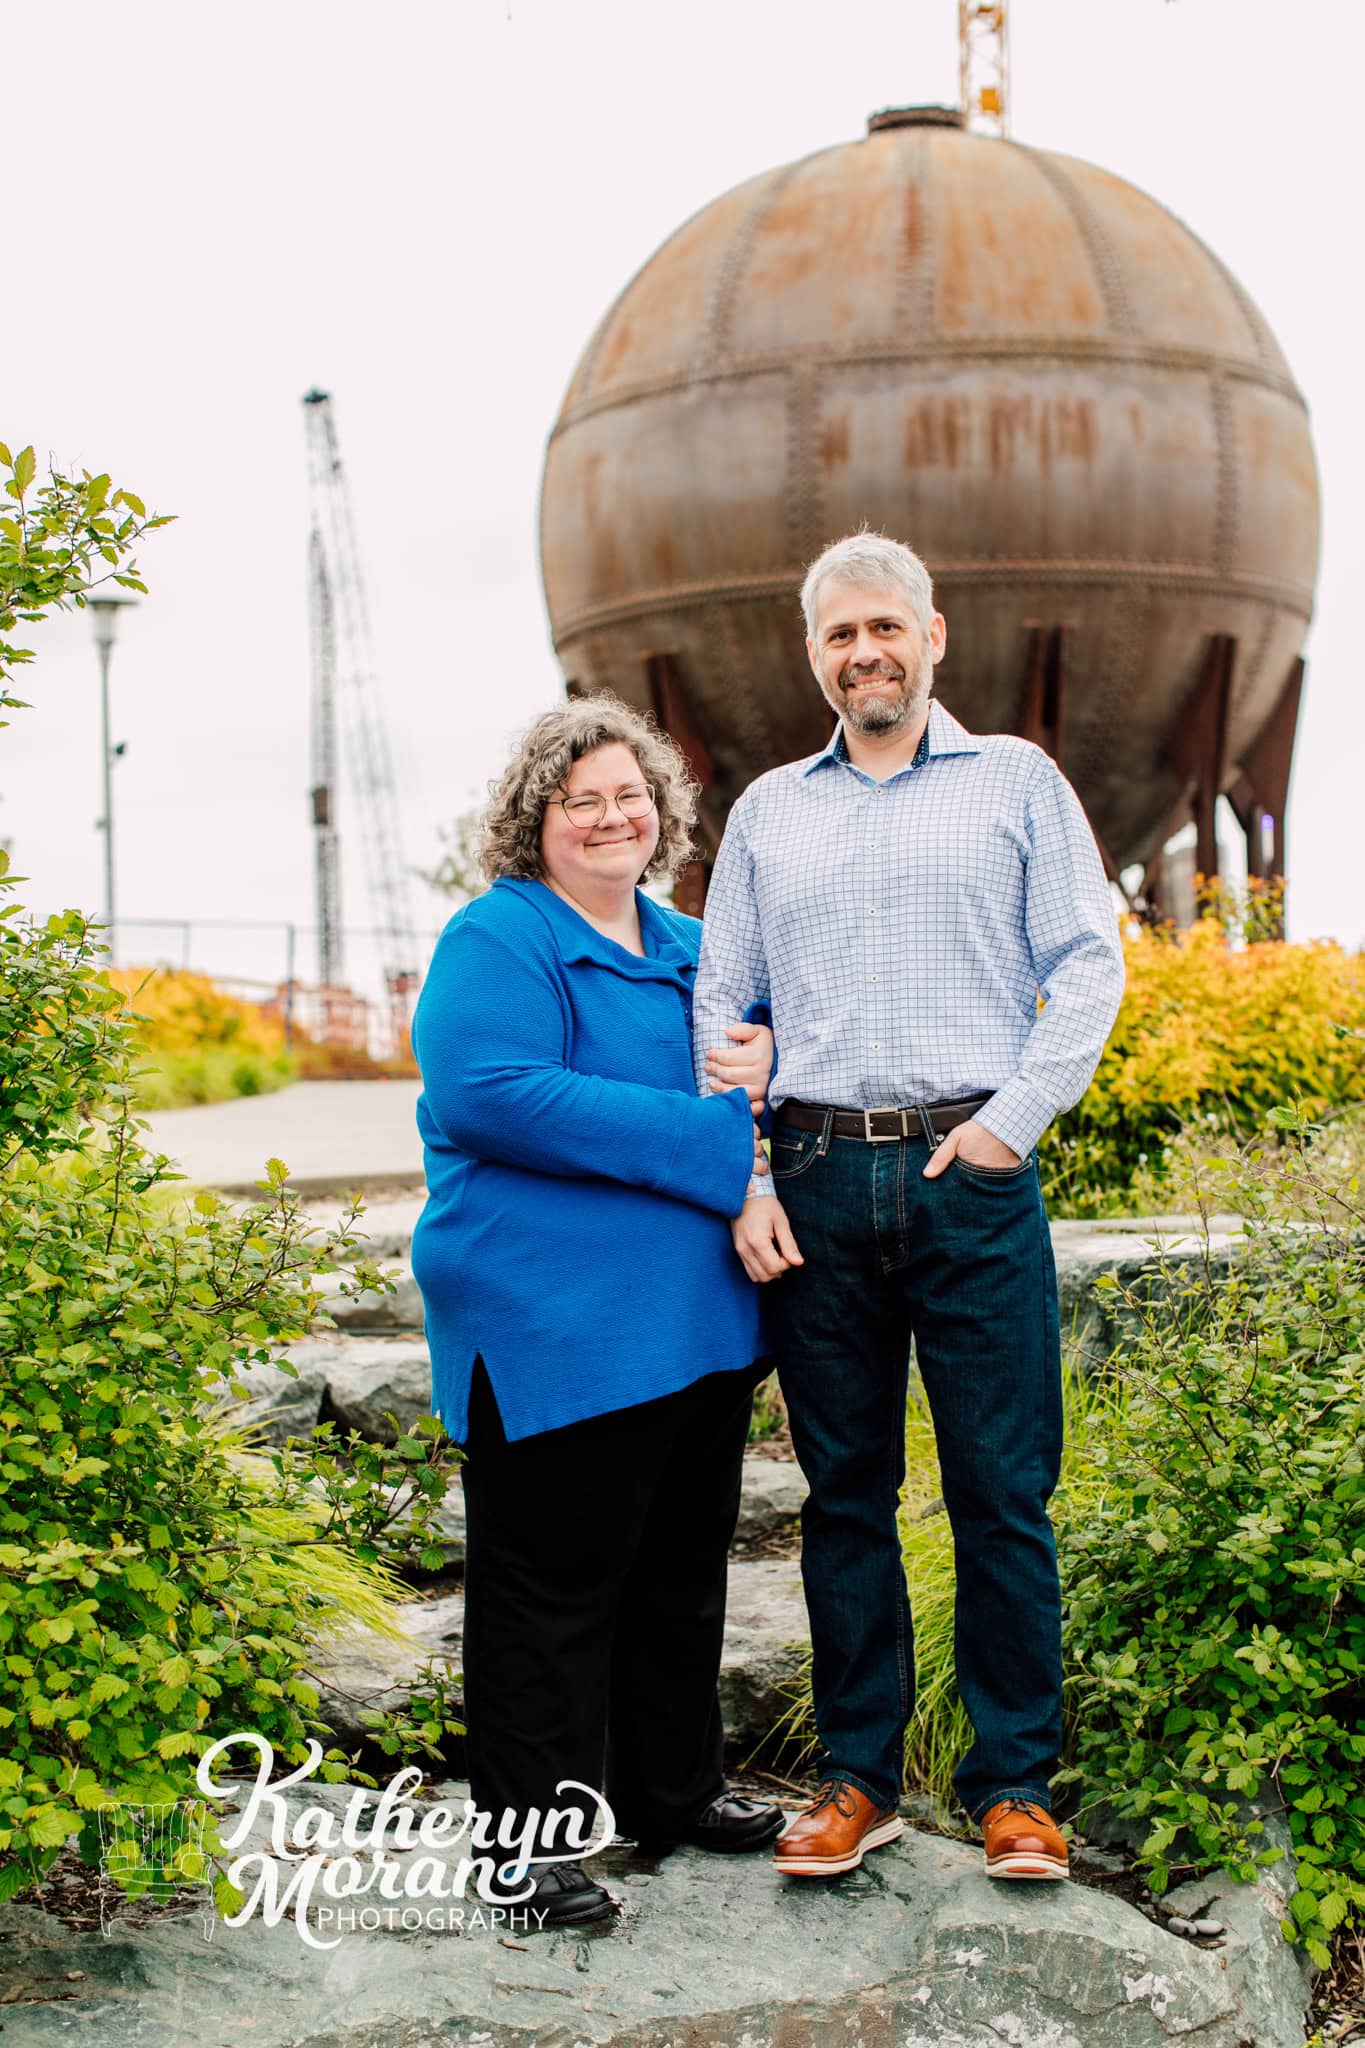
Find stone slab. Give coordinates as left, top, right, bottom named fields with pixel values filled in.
left=0, top=1778, right=1309, bottom=2048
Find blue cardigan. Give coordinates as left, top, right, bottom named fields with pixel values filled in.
left=409, top=878, right=763, bottom=1443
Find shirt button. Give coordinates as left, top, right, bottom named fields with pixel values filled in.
left=872, top=1042, right=881, bottom=1051
left=872, top=975, right=880, bottom=982
left=866, top=907, right=876, bottom=915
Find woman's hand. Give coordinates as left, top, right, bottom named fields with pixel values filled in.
left=705, top=1021, right=774, bottom=1116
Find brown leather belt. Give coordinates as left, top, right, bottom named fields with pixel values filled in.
left=773, top=1093, right=993, bottom=1146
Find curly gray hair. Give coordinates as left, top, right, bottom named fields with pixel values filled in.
left=477, top=694, right=699, bottom=885
left=800, top=530, right=937, bottom=641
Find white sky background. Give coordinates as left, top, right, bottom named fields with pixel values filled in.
left=2, top=0, right=1360, bottom=1002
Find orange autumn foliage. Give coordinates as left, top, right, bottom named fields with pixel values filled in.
left=104, top=966, right=295, bottom=1108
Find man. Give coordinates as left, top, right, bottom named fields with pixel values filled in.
left=693, top=531, right=1125, bottom=1884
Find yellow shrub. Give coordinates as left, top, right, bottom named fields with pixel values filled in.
left=105, top=967, right=296, bottom=1108
left=1043, top=918, right=1365, bottom=1216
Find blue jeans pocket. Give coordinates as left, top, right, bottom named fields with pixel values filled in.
left=769, top=1128, right=822, bottom=1180
left=952, top=1152, right=1036, bottom=1183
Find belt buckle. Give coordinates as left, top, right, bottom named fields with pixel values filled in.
left=862, top=1106, right=906, bottom=1143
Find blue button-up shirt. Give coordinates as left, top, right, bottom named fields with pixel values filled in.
left=692, top=698, right=1126, bottom=1180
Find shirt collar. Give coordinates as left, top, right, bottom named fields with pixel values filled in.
left=803, top=697, right=981, bottom=778
left=496, top=878, right=695, bottom=982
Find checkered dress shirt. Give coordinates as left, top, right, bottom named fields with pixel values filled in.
left=692, top=699, right=1126, bottom=1194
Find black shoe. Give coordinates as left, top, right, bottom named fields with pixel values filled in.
left=495, top=1859, right=617, bottom=1928
left=637, top=1790, right=786, bottom=1856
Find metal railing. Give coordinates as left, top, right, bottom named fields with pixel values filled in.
left=115, top=916, right=447, bottom=1060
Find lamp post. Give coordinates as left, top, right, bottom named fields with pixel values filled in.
left=88, top=593, right=138, bottom=962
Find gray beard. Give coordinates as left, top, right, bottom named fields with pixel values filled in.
left=832, top=651, right=933, bottom=735
left=843, top=686, right=917, bottom=735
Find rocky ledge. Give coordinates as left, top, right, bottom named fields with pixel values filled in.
left=0, top=1778, right=1310, bottom=2048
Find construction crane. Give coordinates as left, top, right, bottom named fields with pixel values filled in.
left=302, top=388, right=419, bottom=1053
left=959, top=1, right=1009, bottom=135
left=307, top=528, right=343, bottom=989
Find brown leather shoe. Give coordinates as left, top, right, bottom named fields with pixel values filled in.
left=771, top=1779, right=904, bottom=1876
left=980, top=1798, right=1069, bottom=1880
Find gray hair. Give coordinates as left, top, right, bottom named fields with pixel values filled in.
left=477, top=693, right=698, bottom=885
left=800, top=531, right=936, bottom=641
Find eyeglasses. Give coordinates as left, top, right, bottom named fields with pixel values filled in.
left=549, top=783, right=657, bottom=828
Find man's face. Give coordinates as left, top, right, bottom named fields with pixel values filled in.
left=806, top=578, right=947, bottom=736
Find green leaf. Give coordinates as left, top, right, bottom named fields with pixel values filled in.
left=1316, top=1890, right=1349, bottom=1933
left=27, top=1804, right=77, bottom=1847
left=13, top=446, right=35, bottom=493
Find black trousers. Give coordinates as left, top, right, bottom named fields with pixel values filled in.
left=459, top=1358, right=761, bottom=1854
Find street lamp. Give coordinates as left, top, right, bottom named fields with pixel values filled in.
left=87, top=593, right=138, bottom=962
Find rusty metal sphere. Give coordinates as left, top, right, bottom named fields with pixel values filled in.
left=539, top=108, right=1320, bottom=879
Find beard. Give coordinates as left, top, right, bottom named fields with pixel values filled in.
left=827, top=646, right=934, bottom=735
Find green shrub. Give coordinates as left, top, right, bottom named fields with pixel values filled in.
left=129, top=1042, right=296, bottom=1110
left=1058, top=1106, right=1365, bottom=1968
left=0, top=446, right=461, bottom=1915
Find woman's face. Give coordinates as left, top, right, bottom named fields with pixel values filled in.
left=539, top=742, right=661, bottom=900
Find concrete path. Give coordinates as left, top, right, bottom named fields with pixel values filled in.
left=141, top=1081, right=425, bottom=1196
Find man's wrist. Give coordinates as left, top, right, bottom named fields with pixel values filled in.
left=972, top=1078, right=1053, bottom=1160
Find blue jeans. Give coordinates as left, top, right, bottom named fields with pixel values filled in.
left=762, top=1116, right=1063, bottom=1822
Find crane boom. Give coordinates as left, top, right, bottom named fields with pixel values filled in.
left=302, top=389, right=419, bottom=1052
left=959, top=1, right=1009, bottom=135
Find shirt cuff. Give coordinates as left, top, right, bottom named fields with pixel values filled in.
left=743, top=1171, right=773, bottom=1202
left=972, top=1078, right=1055, bottom=1161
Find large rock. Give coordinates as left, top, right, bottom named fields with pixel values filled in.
left=299, top=1336, right=434, bottom=1444
left=303, top=1214, right=1253, bottom=1361
left=204, top=1353, right=331, bottom=1447
left=300, top=1194, right=426, bottom=1260
left=306, top=1557, right=811, bottom=1757
left=312, top=1264, right=426, bottom=1333
left=734, top=1455, right=807, bottom=1548
left=718, top=1558, right=810, bottom=1748
left=308, top=1592, right=464, bottom=1750
left=1050, top=1220, right=1243, bottom=1368
left=1, top=1779, right=1310, bottom=2047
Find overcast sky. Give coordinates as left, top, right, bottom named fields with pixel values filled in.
left=3, top=0, right=1359, bottom=1004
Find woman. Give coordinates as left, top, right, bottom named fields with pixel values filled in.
left=410, top=696, right=782, bottom=1928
